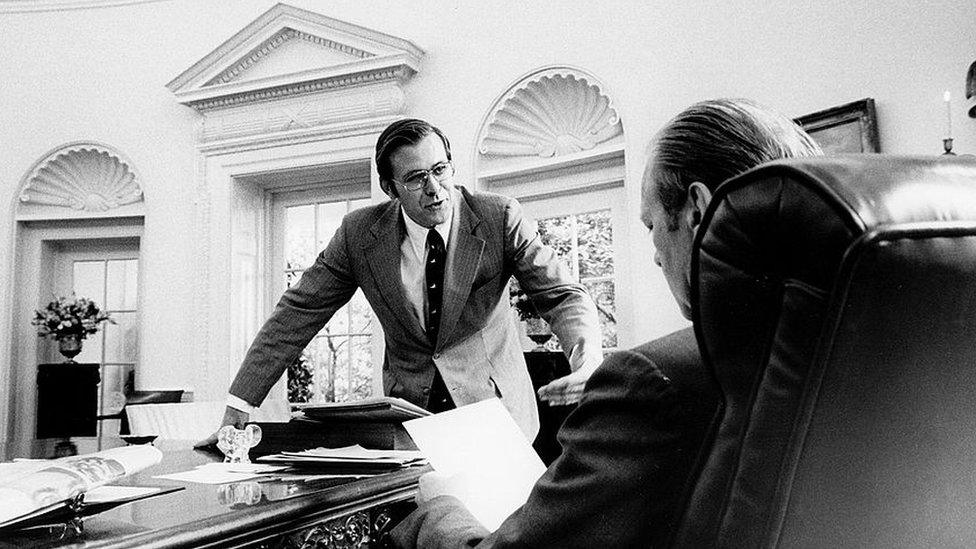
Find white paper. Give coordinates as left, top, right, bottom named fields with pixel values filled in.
left=403, top=398, right=547, bottom=531
left=194, top=463, right=288, bottom=474
left=153, top=466, right=268, bottom=484
left=84, top=485, right=162, bottom=503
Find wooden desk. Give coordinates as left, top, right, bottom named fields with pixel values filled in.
left=0, top=449, right=423, bottom=548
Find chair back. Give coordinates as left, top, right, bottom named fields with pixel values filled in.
left=675, top=155, right=976, bottom=547
left=126, top=401, right=225, bottom=442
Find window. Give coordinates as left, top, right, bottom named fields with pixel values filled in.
left=475, top=66, right=632, bottom=351
left=536, top=209, right=617, bottom=349
left=277, top=195, right=375, bottom=404
left=54, top=239, right=141, bottom=448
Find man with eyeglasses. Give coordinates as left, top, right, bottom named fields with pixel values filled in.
left=213, top=118, right=604, bottom=441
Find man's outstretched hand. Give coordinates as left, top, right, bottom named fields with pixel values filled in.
left=193, top=405, right=249, bottom=450
left=536, top=338, right=602, bottom=406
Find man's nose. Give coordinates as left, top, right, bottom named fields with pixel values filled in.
left=654, top=250, right=663, bottom=268
left=422, top=175, right=440, bottom=195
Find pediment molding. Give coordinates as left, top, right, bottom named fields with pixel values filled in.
left=17, top=142, right=144, bottom=219
left=203, top=28, right=374, bottom=87
left=167, top=3, right=423, bottom=112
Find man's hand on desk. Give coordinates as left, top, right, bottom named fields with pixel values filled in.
left=536, top=338, right=601, bottom=406
left=193, top=406, right=250, bottom=450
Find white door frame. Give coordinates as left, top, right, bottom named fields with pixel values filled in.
left=8, top=218, right=143, bottom=459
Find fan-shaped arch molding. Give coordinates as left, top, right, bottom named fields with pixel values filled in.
left=18, top=143, right=144, bottom=214
left=478, top=66, right=623, bottom=160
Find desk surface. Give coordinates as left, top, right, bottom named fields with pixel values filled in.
left=1, top=448, right=424, bottom=549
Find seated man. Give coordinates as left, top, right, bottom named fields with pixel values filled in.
left=392, top=98, right=823, bottom=548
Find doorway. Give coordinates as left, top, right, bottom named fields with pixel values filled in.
left=49, top=238, right=140, bottom=453
left=8, top=218, right=143, bottom=459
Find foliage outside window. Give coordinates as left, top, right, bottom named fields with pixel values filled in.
left=284, top=199, right=373, bottom=403
left=534, top=209, right=618, bottom=350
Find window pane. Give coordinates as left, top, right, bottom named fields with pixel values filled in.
left=350, top=198, right=371, bottom=212
left=310, top=334, right=348, bottom=402
left=348, top=335, right=374, bottom=400
left=349, top=290, right=373, bottom=333
left=73, top=260, right=105, bottom=305
left=285, top=204, right=316, bottom=271
left=322, top=305, right=350, bottom=335
left=583, top=279, right=617, bottom=348
left=106, top=259, right=138, bottom=310
left=103, top=311, right=138, bottom=363
left=537, top=216, right=575, bottom=276
left=99, top=363, right=133, bottom=416
left=75, top=331, right=102, bottom=364
left=317, top=202, right=347, bottom=251
left=577, top=210, right=614, bottom=278
left=285, top=270, right=303, bottom=288
left=285, top=196, right=375, bottom=404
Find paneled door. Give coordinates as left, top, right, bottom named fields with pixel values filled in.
left=50, top=237, right=140, bottom=452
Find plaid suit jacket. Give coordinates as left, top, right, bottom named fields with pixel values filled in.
left=229, top=186, right=601, bottom=438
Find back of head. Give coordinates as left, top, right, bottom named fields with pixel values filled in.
left=375, top=118, right=452, bottom=198
left=648, top=98, right=822, bottom=226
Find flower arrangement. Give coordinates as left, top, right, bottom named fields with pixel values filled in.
left=31, top=294, right=114, bottom=340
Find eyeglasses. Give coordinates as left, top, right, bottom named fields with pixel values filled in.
left=392, top=161, right=455, bottom=191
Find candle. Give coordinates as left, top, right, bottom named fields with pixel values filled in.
left=944, top=90, right=952, bottom=139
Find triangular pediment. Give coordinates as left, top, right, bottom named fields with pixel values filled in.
left=167, top=3, right=423, bottom=109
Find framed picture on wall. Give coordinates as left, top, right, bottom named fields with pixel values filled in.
left=795, top=98, right=880, bottom=153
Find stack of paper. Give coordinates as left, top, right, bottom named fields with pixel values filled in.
left=258, top=445, right=427, bottom=472
left=296, top=397, right=431, bottom=422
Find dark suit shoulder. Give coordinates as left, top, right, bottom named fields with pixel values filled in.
left=587, top=327, right=714, bottom=418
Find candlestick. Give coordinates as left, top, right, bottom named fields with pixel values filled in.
left=944, top=90, right=952, bottom=139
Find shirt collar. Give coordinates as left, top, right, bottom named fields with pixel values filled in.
left=400, top=203, right=453, bottom=255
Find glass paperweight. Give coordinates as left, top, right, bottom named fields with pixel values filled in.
left=217, top=424, right=263, bottom=464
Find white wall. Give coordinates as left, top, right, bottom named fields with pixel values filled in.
left=1, top=0, right=973, bottom=455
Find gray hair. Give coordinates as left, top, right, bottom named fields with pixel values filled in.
left=648, top=98, right=823, bottom=229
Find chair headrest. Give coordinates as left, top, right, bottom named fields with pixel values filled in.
left=676, top=154, right=976, bottom=546
left=692, top=154, right=976, bottom=398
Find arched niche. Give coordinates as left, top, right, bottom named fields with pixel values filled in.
left=17, top=142, right=145, bottom=220
left=475, top=66, right=625, bottom=199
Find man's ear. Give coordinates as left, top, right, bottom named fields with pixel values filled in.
left=383, top=180, right=399, bottom=199
left=686, top=182, right=712, bottom=230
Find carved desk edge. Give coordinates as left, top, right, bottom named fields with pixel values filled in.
left=89, top=466, right=427, bottom=549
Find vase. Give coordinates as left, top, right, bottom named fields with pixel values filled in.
left=57, top=334, right=83, bottom=362
left=524, top=318, right=552, bottom=351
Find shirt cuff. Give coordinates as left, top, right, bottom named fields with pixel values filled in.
left=226, top=394, right=259, bottom=415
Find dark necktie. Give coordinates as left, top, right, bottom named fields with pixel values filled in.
left=425, top=229, right=454, bottom=412
left=425, top=229, right=446, bottom=345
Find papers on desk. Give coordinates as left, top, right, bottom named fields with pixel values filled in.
left=153, top=462, right=288, bottom=484
left=404, top=398, right=547, bottom=532
left=295, top=396, right=431, bottom=422
left=258, top=445, right=427, bottom=473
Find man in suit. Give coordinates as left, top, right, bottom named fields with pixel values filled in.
left=215, top=118, right=604, bottom=440
left=391, top=98, right=823, bottom=548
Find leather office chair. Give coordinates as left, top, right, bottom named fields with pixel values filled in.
left=673, top=155, right=976, bottom=547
